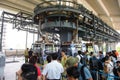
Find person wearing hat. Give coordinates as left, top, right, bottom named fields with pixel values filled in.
left=65, top=57, right=79, bottom=67
left=66, top=56, right=93, bottom=80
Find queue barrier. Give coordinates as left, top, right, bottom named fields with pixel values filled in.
left=61, top=70, right=120, bottom=80
left=91, top=70, right=119, bottom=80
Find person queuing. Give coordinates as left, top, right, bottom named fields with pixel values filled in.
left=16, top=56, right=42, bottom=80
left=66, top=56, right=93, bottom=80
left=66, top=66, right=80, bottom=80
left=42, top=53, right=64, bottom=80
left=42, top=55, right=52, bottom=70
left=113, top=61, right=120, bottom=80
left=29, top=56, right=41, bottom=80
left=61, top=50, right=67, bottom=68
left=28, top=48, right=33, bottom=58
left=89, top=52, right=99, bottom=80
left=20, top=63, right=38, bottom=80
left=103, top=56, right=114, bottom=80
left=116, top=66, right=120, bottom=79
left=24, top=48, right=29, bottom=63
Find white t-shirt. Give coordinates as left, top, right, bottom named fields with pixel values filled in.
left=106, top=61, right=114, bottom=75
left=42, top=60, right=64, bottom=79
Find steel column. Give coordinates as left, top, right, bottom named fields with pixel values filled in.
left=0, top=12, right=4, bottom=51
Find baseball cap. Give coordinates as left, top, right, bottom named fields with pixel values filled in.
left=66, top=56, right=79, bottom=67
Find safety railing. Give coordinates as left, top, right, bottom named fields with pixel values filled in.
left=92, top=70, right=120, bottom=80
left=3, top=49, right=24, bottom=63
left=4, top=49, right=24, bottom=57
left=61, top=70, right=120, bottom=80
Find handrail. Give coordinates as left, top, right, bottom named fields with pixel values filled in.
left=61, top=70, right=120, bottom=79
left=92, top=70, right=120, bottom=79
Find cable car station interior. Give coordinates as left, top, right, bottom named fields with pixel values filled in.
left=0, top=0, right=120, bottom=80
left=1, top=0, right=120, bottom=53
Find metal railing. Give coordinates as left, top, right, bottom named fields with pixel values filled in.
left=4, top=49, right=24, bottom=57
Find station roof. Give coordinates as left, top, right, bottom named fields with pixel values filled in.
left=0, top=0, right=120, bottom=30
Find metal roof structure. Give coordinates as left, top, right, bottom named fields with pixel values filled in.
left=0, top=0, right=120, bottom=30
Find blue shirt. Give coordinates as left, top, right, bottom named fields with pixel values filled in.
left=78, top=63, right=92, bottom=80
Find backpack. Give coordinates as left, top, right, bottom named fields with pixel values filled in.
left=21, top=63, right=38, bottom=80
left=78, top=63, right=88, bottom=80
left=98, top=59, right=103, bottom=70
left=90, top=57, right=99, bottom=70
left=80, top=65, right=86, bottom=80
left=79, top=54, right=87, bottom=65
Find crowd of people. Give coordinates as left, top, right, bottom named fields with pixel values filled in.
left=16, top=48, right=120, bottom=80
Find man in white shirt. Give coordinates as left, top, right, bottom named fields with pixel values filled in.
left=42, top=53, right=64, bottom=80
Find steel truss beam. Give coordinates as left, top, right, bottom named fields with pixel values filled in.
left=0, top=11, right=60, bottom=51
left=0, top=11, right=38, bottom=33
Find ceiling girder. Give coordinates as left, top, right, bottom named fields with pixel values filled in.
left=0, top=0, right=33, bottom=14
left=6, top=0, right=35, bottom=9
left=97, top=0, right=114, bottom=28
left=0, top=3, right=33, bottom=14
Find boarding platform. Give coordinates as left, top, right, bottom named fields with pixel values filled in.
left=4, top=56, right=24, bottom=80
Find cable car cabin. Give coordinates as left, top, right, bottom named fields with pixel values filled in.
left=32, top=42, right=59, bottom=64
left=60, top=42, right=79, bottom=57
left=32, top=42, right=59, bottom=55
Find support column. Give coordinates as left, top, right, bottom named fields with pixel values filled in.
left=0, top=12, right=4, bottom=51
left=102, top=42, right=106, bottom=55
left=97, top=42, right=104, bottom=51
left=106, top=42, right=117, bottom=52
left=107, top=43, right=111, bottom=52
left=60, top=31, right=72, bottom=43
left=38, top=20, right=42, bottom=41
left=76, top=19, right=79, bottom=42
left=106, top=42, right=109, bottom=52
left=25, top=31, right=28, bottom=49
left=110, top=42, right=117, bottom=50
left=74, top=19, right=78, bottom=43
left=33, top=32, right=35, bottom=44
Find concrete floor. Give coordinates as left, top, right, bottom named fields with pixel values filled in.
left=4, top=56, right=24, bottom=80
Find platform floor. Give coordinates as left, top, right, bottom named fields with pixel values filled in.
left=4, top=56, right=24, bottom=80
